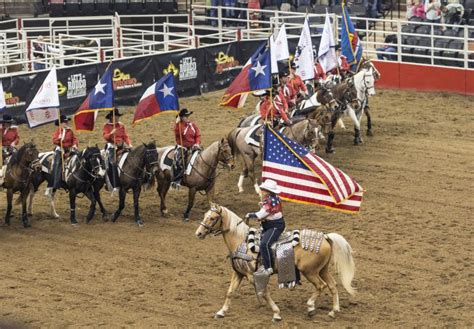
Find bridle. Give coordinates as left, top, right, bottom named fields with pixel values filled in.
left=199, top=206, right=244, bottom=236
left=120, top=147, right=159, bottom=181
left=72, top=151, right=104, bottom=183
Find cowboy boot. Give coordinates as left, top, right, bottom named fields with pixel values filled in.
left=325, top=132, right=335, bottom=154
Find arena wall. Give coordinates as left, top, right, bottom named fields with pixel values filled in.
left=373, top=60, right=474, bottom=96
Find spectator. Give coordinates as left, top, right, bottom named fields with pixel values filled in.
left=376, top=34, right=398, bottom=61
left=223, top=0, right=237, bottom=26
left=407, top=0, right=416, bottom=19
left=33, top=35, right=60, bottom=71
left=426, top=0, right=441, bottom=23
left=236, top=0, right=248, bottom=24
left=441, top=3, right=464, bottom=29
left=413, top=0, right=426, bottom=19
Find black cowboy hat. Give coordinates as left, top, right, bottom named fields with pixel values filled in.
left=178, top=108, right=193, bottom=117
left=0, top=114, right=14, bottom=123
left=54, top=114, right=70, bottom=126
left=105, top=107, right=123, bottom=120
left=279, top=71, right=290, bottom=78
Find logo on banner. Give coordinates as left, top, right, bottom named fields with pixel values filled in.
left=4, top=92, right=26, bottom=108
left=214, top=52, right=240, bottom=74
left=179, top=57, right=197, bottom=81
left=163, top=62, right=179, bottom=77
left=57, top=81, right=67, bottom=96
left=65, top=73, right=87, bottom=99
left=113, top=68, right=142, bottom=90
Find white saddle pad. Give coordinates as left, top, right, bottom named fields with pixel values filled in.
left=185, top=151, right=200, bottom=176
left=160, top=146, right=174, bottom=172
left=244, top=124, right=262, bottom=147
left=117, top=152, right=129, bottom=177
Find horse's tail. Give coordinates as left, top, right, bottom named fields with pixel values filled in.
left=326, top=233, right=356, bottom=296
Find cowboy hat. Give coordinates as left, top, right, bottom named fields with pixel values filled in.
left=178, top=108, right=193, bottom=117
left=259, top=179, right=281, bottom=194
left=252, top=90, right=268, bottom=97
left=279, top=71, right=290, bottom=78
left=54, top=114, right=69, bottom=126
left=0, top=114, right=14, bottom=123
left=105, top=108, right=123, bottom=120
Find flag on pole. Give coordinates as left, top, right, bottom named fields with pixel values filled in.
left=220, top=42, right=271, bottom=108
left=318, top=11, right=338, bottom=73
left=0, top=80, right=6, bottom=113
left=341, top=2, right=363, bottom=72
left=73, top=66, right=114, bottom=132
left=294, top=17, right=315, bottom=81
left=262, top=125, right=363, bottom=213
left=25, top=67, right=60, bottom=128
left=271, top=24, right=290, bottom=73
left=133, top=73, right=179, bottom=125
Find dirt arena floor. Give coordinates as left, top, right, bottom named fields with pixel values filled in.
left=0, top=89, right=473, bottom=328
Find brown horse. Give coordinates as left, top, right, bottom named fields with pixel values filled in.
left=228, top=119, right=319, bottom=194
left=195, top=204, right=356, bottom=321
left=156, top=138, right=234, bottom=221
left=3, top=142, right=40, bottom=228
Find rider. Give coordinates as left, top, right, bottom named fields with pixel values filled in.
left=314, top=59, right=327, bottom=86
left=259, top=88, right=291, bottom=128
left=245, top=179, right=286, bottom=295
left=46, top=114, right=78, bottom=196
left=330, top=44, right=350, bottom=78
left=173, top=108, right=202, bottom=188
left=280, top=71, right=297, bottom=110
left=0, top=114, right=20, bottom=185
left=289, top=62, right=308, bottom=102
left=103, top=107, right=132, bottom=192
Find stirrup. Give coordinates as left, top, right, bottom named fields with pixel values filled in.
left=171, top=182, right=181, bottom=190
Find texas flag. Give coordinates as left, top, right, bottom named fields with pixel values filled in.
left=73, top=66, right=114, bottom=132
left=220, top=42, right=271, bottom=108
left=132, top=73, right=179, bottom=125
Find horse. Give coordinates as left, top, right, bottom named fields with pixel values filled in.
left=228, top=119, right=319, bottom=194
left=156, top=138, right=234, bottom=221
left=237, top=87, right=338, bottom=128
left=355, top=59, right=381, bottom=136
left=29, top=146, right=108, bottom=225
left=195, top=204, right=356, bottom=322
left=3, top=142, right=40, bottom=228
left=111, top=142, right=159, bottom=226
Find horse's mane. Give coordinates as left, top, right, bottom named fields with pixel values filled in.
left=9, top=143, right=34, bottom=165
left=221, top=206, right=249, bottom=241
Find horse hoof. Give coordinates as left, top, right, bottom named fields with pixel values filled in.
left=308, top=309, right=317, bottom=317
left=183, top=218, right=189, bottom=223
left=367, top=130, right=373, bottom=136
left=328, top=311, right=336, bottom=319
left=161, top=209, right=168, bottom=216
left=23, top=221, right=31, bottom=228
left=272, top=314, right=282, bottom=322
left=325, top=148, right=335, bottom=154
left=71, top=222, right=79, bottom=227
left=136, top=220, right=144, bottom=227
left=27, top=213, right=33, bottom=217
left=214, top=311, right=225, bottom=319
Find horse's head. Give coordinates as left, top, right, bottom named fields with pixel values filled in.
left=344, top=79, right=360, bottom=109
left=82, top=145, right=106, bottom=178
left=195, top=203, right=224, bottom=239
left=317, top=86, right=338, bottom=112
left=17, top=142, right=40, bottom=170
left=143, top=141, right=159, bottom=174
left=304, top=119, right=320, bottom=151
left=363, top=68, right=376, bottom=97
left=218, top=138, right=235, bottom=170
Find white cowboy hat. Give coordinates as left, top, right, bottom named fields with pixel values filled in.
left=259, top=179, right=281, bottom=194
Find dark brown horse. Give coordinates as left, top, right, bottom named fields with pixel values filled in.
left=156, top=139, right=234, bottom=221
left=3, top=142, right=40, bottom=228
left=111, top=142, right=159, bottom=227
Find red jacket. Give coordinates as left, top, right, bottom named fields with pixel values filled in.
left=289, top=74, right=308, bottom=94
left=175, top=121, right=201, bottom=148
left=103, top=122, right=132, bottom=146
left=1, top=126, right=20, bottom=147
left=314, top=63, right=327, bottom=81
left=283, top=82, right=298, bottom=106
left=52, top=127, right=78, bottom=149
left=331, top=56, right=350, bottom=74
left=259, top=96, right=289, bottom=122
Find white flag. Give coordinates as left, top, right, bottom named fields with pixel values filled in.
left=318, top=12, right=337, bottom=74
left=0, top=80, right=6, bottom=111
left=270, top=36, right=279, bottom=74
left=26, top=67, right=60, bottom=128
left=295, top=18, right=315, bottom=81
left=271, top=24, right=290, bottom=74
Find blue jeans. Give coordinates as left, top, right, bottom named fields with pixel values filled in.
left=376, top=46, right=397, bottom=61
left=34, top=62, right=45, bottom=71
left=260, top=218, right=285, bottom=270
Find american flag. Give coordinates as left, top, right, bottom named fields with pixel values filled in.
left=262, top=125, right=363, bottom=213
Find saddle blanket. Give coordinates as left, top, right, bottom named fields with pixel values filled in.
left=39, top=151, right=54, bottom=174
left=250, top=115, right=261, bottom=126
left=160, top=146, right=174, bottom=171
left=185, top=151, right=200, bottom=176
left=244, top=124, right=262, bottom=147
left=117, top=152, right=129, bottom=177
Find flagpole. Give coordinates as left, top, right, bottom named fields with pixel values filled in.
left=177, top=116, right=186, bottom=182
left=58, top=108, right=65, bottom=176
left=112, top=107, right=116, bottom=163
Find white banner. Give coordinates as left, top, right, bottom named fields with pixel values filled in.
left=0, top=80, right=6, bottom=111
left=270, top=36, right=279, bottom=74
left=295, top=18, right=315, bottom=81
left=274, top=24, right=290, bottom=62
left=26, top=67, right=60, bottom=127
left=318, top=12, right=337, bottom=73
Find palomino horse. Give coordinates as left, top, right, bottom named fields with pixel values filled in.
left=3, top=142, right=40, bottom=228
left=195, top=204, right=356, bottom=321
left=228, top=119, right=319, bottom=194
left=238, top=87, right=338, bottom=128
left=156, top=138, right=234, bottom=221
left=111, top=142, right=159, bottom=226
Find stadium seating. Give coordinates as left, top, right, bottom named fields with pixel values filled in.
left=144, top=0, right=162, bottom=14
left=114, top=0, right=129, bottom=14
left=412, top=37, right=432, bottom=64
left=433, top=38, right=449, bottom=66
left=162, top=0, right=178, bottom=14
left=64, top=0, right=80, bottom=16
left=50, top=0, right=64, bottom=17
left=442, top=40, right=465, bottom=67
left=97, top=0, right=112, bottom=15
left=81, top=0, right=96, bottom=15
left=129, top=0, right=144, bottom=14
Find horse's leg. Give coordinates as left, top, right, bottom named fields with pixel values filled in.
left=214, top=271, right=244, bottom=319
left=93, top=186, right=108, bottom=221
left=21, top=189, right=31, bottom=228
left=206, top=186, right=215, bottom=205
left=112, top=188, right=126, bottom=223
left=320, top=264, right=340, bottom=318
left=27, top=186, right=35, bottom=216
left=365, top=106, right=373, bottom=136
left=243, top=154, right=259, bottom=194
left=47, top=190, right=60, bottom=219
left=5, top=188, right=13, bottom=225
left=85, top=191, right=97, bottom=224
left=336, top=118, right=346, bottom=130
left=237, top=165, right=248, bottom=193
left=347, top=106, right=362, bottom=145
left=183, top=187, right=196, bottom=222
left=133, top=186, right=144, bottom=227
left=69, top=189, right=79, bottom=226
left=261, top=289, right=282, bottom=322
left=157, top=175, right=170, bottom=216
left=304, top=271, right=328, bottom=317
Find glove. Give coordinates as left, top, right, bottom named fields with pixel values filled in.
left=285, top=119, right=292, bottom=125
left=245, top=213, right=258, bottom=220
left=192, top=144, right=202, bottom=152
